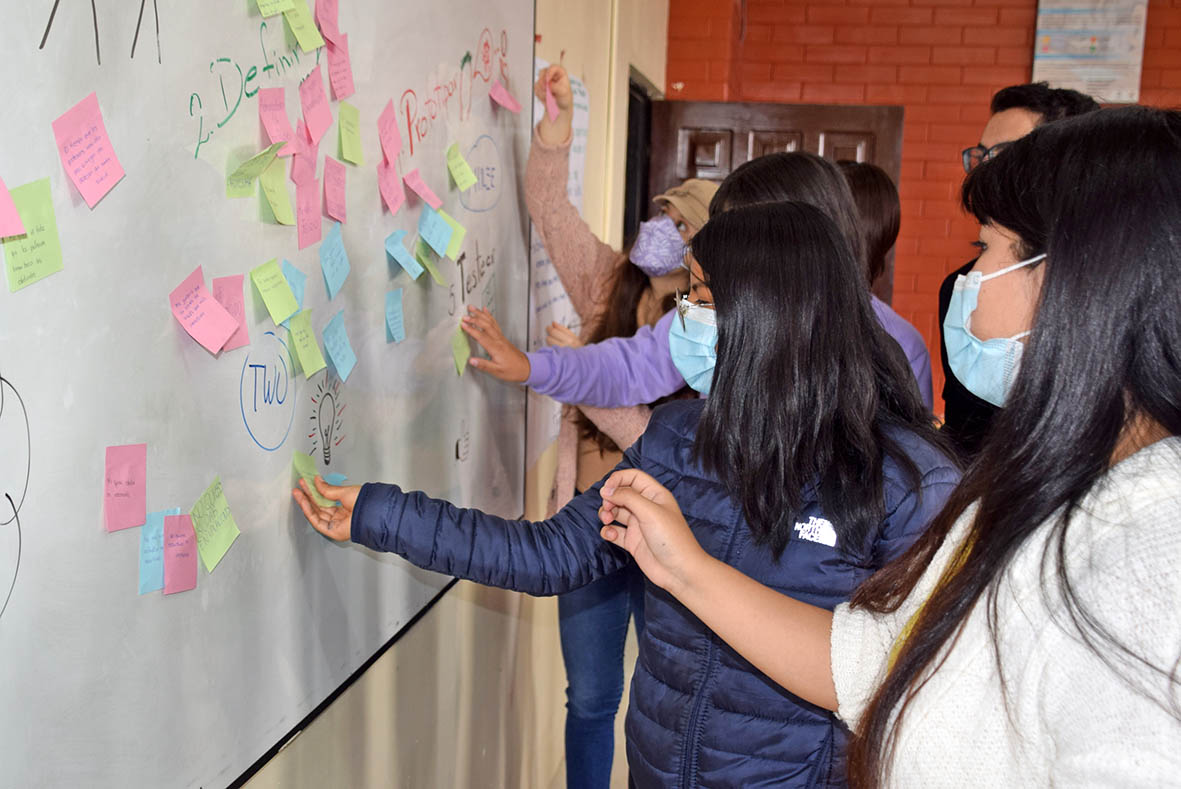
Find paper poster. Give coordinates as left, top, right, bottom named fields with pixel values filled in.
left=51, top=92, right=125, bottom=208
left=212, top=274, right=251, bottom=351
left=163, top=515, right=197, bottom=594
left=385, top=229, right=423, bottom=279
left=1033, top=0, right=1147, bottom=103
left=170, top=266, right=239, bottom=354
left=2, top=178, right=63, bottom=292
left=190, top=476, right=241, bottom=573
left=104, top=443, right=147, bottom=532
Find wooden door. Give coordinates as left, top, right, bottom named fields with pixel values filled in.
left=647, top=101, right=903, bottom=301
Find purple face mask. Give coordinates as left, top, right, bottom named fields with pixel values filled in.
left=630, top=214, right=685, bottom=277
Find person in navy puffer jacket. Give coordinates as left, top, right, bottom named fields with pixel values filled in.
left=293, top=201, right=961, bottom=787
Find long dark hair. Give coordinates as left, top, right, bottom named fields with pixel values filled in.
left=837, top=161, right=900, bottom=286
left=848, top=107, right=1181, bottom=786
left=690, top=202, right=942, bottom=557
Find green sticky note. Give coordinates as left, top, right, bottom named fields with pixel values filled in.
left=2, top=178, right=63, bottom=292
left=338, top=101, right=364, bottom=165
left=251, top=258, right=300, bottom=325
left=451, top=322, right=471, bottom=376
left=256, top=0, right=295, bottom=16
left=438, top=209, right=467, bottom=261
left=445, top=143, right=477, bottom=192
left=227, top=142, right=284, bottom=198
left=292, top=450, right=336, bottom=508
left=288, top=309, right=327, bottom=377
left=414, top=237, right=448, bottom=287
left=190, top=476, right=241, bottom=573
left=259, top=157, right=295, bottom=225
left=282, top=2, right=325, bottom=52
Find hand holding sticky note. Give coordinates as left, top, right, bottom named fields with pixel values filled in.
left=170, top=266, right=239, bottom=353
left=293, top=451, right=336, bottom=507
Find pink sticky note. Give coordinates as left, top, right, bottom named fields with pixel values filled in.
left=545, top=81, right=560, bottom=122
left=377, top=100, right=402, bottom=163
left=103, top=443, right=146, bottom=532
left=403, top=168, right=442, bottom=210
left=299, top=66, right=333, bottom=147
left=377, top=158, right=405, bottom=215
left=258, top=88, right=295, bottom=157
left=298, top=177, right=322, bottom=250
left=51, top=92, right=125, bottom=209
left=489, top=80, right=522, bottom=114
left=212, top=275, right=251, bottom=351
left=323, top=156, right=346, bottom=223
left=326, top=33, right=355, bottom=101
left=290, top=120, right=316, bottom=186
left=163, top=515, right=198, bottom=595
left=169, top=266, right=239, bottom=354
left=0, top=174, right=24, bottom=237
left=315, top=0, right=342, bottom=44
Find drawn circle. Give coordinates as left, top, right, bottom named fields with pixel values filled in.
left=0, top=377, right=30, bottom=526
left=239, top=331, right=297, bottom=452
left=459, top=134, right=502, bottom=213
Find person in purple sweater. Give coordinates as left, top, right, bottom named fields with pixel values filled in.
left=463, top=152, right=935, bottom=412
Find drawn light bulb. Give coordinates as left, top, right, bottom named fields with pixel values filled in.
left=318, top=392, right=336, bottom=465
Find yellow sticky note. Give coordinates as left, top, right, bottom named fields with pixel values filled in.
left=190, top=476, right=241, bottom=574
left=451, top=322, right=471, bottom=376
left=282, top=2, right=325, bottom=52
left=292, top=450, right=336, bottom=507
left=438, top=210, right=466, bottom=261
left=414, top=237, right=448, bottom=287
left=259, top=157, right=295, bottom=225
left=338, top=101, right=363, bottom=165
left=227, top=142, right=284, bottom=198
left=256, top=0, right=295, bottom=16
left=288, top=309, right=327, bottom=377
left=250, top=258, right=300, bottom=325
left=445, top=143, right=477, bottom=192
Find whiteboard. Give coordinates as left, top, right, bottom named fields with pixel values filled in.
left=0, top=1, right=533, bottom=786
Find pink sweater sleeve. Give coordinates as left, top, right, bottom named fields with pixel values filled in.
left=577, top=405, right=652, bottom=452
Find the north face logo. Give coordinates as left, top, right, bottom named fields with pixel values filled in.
left=793, top=516, right=836, bottom=547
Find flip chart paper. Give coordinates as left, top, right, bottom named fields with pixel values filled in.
left=417, top=206, right=454, bottom=257
left=545, top=81, right=560, bottom=122
left=338, top=101, right=363, bottom=165
left=227, top=142, right=284, bottom=198
left=326, top=34, right=355, bottom=100
left=451, top=322, right=471, bottom=375
left=489, top=80, right=522, bottom=113
left=0, top=174, right=26, bottom=237
left=2, top=178, right=63, bottom=292
left=385, top=289, right=406, bottom=343
left=163, top=515, right=197, bottom=595
left=51, top=92, right=125, bottom=209
left=139, top=507, right=180, bottom=595
left=385, top=230, right=423, bottom=279
left=282, top=2, right=325, bottom=52
left=319, top=222, right=350, bottom=299
left=322, top=309, right=356, bottom=382
left=438, top=209, right=466, bottom=261
left=250, top=258, right=300, bottom=325
left=297, top=176, right=321, bottom=249
left=256, top=0, right=295, bottom=16
left=377, top=100, right=402, bottom=162
left=212, top=274, right=251, bottom=351
left=314, top=0, right=342, bottom=44
left=258, top=87, right=295, bottom=156
left=323, top=157, right=346, bottom=222
left=403, top=169, right=442, bottom=209
left=190, top=476, right=241, bottom=573
left=445, top=143, right=477, bottom=192
left=415, top=237, right=447, bottom=286
left=293, top=451, right=335, bottom=507
left=259, top=157, right=295, bottom=225
left=288, top=309, right=327, bottom=376
left=377, top=158, right=405, bottom=215
left=104, top=443, right=147, bottom=532
left=170, top=266, right=238, bottom=354
left=299, top=66, right=333, bottom=146
left=279, top=259, right=306, bottom=328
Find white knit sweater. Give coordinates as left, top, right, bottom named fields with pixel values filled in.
left=832, top=437, right=1181, bottom=786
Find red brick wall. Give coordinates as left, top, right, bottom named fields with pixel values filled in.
left=667, top=0, right=1181, bottom=413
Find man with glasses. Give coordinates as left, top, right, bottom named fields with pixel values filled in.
left=938, top=83, right=1099, bottom=459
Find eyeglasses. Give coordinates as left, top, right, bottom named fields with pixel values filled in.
left=674, top=290, right=714, bottom=329
left=961, top=142, right=1011, bottom=173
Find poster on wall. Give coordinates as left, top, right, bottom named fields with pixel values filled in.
left=1032, top=0, right=1148, bottom=103
left=525, top=58, right=591, bottom=470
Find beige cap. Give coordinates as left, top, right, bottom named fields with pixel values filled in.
left=652, top=178, right=718, bottom=232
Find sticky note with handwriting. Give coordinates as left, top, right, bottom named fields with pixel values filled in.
left=385, top=289, right=406, bottom=343
left=190, top=476, right=241, bottom=574
left=104, top=443, right=147, bottom=532
left=289, top=120, right=315, bottom=186
left=377, top=100, right=402, bottom=163
left=163, top=515, right=197, bottom=595
left=326, top=33, right=355, bottom=101
left=288, top=309, right=327, bottom=377
left=139, top=507, right=180, bottom=595
left=314, top=0, right=342, bottom=44
left=2, top=178, right=63, bottom=292
left=385, top=229, right=423, bottom=279
left=451, top=322, right=471, bottom=375
left=227, top=142, right=284, bottom=198
left=0, top=174, right=26, bottom=237
left=319, top=222, right=350, bottom=299
left=297, top=176, right=321, bottom=249
left=299, top=65, right=333, bottom=146
left=170, top=266, right=239, bottom=353
left=282, top=1, right=325, bottom=52
left=403, top=169, right=442, bottom=209
left=250, top=258, right=300, bottom=325
left=377, top=158, right=405, bottom=215
left=322, top=309, right=357, bottom=382
left=445, top=143, right=477, bottom=192
left=489, top=80, right=522, bottom=113
left=415, top=237, right=448, bottom=287
left=258, top=87, right=295, bottom=156
left=338, top=101, right=363, bottom=165
left=323, top=156, right=346, bottom=223
left=438, top=209, right=466, bottom=261
left=212, top=274, right=251, bottom=351
left=259, top=157, right=295, bottom=225
left=51, top=92, right=125, bottom=209
left=256, top=0, right=295, bottom=16
left=417, top=205, right=454, bottom=257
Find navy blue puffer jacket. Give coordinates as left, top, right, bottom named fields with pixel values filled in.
left=351, top=401, right=960, bottom=787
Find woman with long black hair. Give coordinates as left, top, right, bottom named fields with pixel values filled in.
left=594, top=106, right=1181, bottom=785
left=291, top=199, right=959, bottom=786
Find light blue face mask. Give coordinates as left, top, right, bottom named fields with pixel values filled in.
left=943, top=253, right=1045, bottom=407
left=668, top=296, right=717, bottom=395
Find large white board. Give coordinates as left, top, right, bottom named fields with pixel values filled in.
left=0, top=1, right=533, bottom=786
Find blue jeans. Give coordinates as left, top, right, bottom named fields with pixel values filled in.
left=558, top=561, right=646, bottom=789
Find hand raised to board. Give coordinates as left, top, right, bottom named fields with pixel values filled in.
left=461, top=305, right=531, bottom=383
left=292, top=476, right=359, bottom=542
left=546, top=321, right=582, bottom=349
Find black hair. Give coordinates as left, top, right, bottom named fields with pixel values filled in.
left=838, top=161, right=900, bottom=286
left=689, top=202, right=943, bottom=558
left=989, top=81, right=1100, bottom=123
left=849, top=106, right=1181, bottom=786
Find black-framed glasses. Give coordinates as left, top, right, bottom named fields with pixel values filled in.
left=961, top=141, right=1011, bottom=173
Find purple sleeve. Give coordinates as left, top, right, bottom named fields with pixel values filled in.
left=871, top=296, right=935, bottom=411
left=524, top=310, right=685, bottom=407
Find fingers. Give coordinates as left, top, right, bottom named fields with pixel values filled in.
left=292, top=484, right=333, bottom=537
left=599, top=524, right=628, bottom=550
left=600, top=469, right=670, bottom=503
left=312, top=474, right=343, bottom=502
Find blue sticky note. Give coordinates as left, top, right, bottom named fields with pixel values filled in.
left=322, top=309, right=357, bottom=382
left=417, top=206, right=454, bottom=257
left=279, top=259, right=307, bottom=329
left=385, top=288, right=406, bottom=343
left=319, top=222, right=351, bottom=300
left=323, top=472, right=348, bottom=485
left=139, top=507, right=181, bottom=595
left=385, top=230, right=424, bottom=280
